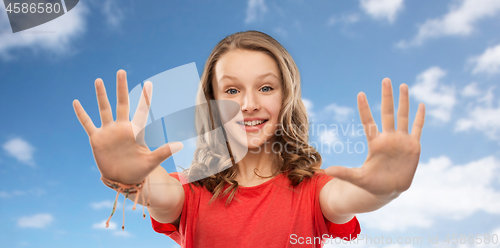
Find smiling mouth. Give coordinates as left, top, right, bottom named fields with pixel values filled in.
left=236, top=119, right=269, bottom=127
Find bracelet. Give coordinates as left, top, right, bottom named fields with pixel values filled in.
left=101, top=177, right=144, bottom=194
left=100, top=176, right=151, bottom=231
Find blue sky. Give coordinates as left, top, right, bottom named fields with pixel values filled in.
left=1, top=0, right=500, bottom=247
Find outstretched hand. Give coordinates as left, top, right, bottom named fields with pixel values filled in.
left=325, top=78, right=425, bottom=198
left=72, top=70, right=183, bottom=185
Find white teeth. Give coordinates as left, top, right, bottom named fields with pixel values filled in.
left=238, top=120, right=266, bottom=126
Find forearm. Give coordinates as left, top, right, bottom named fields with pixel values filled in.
left=325, top=178, right=399, bottom=216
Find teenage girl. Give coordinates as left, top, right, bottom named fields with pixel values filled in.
left=72, top=30, right=425, bottom=248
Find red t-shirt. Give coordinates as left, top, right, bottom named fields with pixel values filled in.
left=150, top=171, right=361, bottom=247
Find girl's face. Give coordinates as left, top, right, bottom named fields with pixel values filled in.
left=212, top=49, right=283, bottom=150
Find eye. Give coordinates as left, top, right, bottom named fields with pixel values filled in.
left=225, top=88, right=239, bottom=95
left=260, top=86, right=273, bottom=92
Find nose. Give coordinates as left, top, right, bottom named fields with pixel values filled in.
left=241, top=91, right=260, bottom=113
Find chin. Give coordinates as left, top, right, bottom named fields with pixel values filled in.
left=233, top=137, right=258, bottom=150
left=248, top=135, right=277, bottom=150
left=247, top=142, right=265, bottom=150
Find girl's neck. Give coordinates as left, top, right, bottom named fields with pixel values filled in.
left=234, top=142, right=281, bottom=186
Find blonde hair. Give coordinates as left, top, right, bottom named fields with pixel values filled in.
left=185, top=30, right=323, bottom=205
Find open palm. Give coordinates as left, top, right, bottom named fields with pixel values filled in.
left=325, top=78, right=425, bottom=198
left=72, top=70, right=182, bottom=185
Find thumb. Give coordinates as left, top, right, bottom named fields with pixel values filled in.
left=149, top=142, right=184, bottom=167
left=324, top=166, right=362, bottom=184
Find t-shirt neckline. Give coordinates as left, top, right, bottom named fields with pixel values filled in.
left=237, top=172, right=285, bottom=190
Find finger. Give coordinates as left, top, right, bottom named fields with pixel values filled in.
left=149, top=142, right=184, bottom=169
left=95, top=78, right=114, bottom=126
left=132, top=81, right=153, bottom=141
left=72, top=99, right=97, bottom=136
left=324, top=166, right=362, bottom=185
left=116, top=70, right=130, bottom=122
left=411, top=103, right=425, bottom=141
left=357, top=92, right=379, bottom=142
left=396, top=84, right=410, bottom=133
left=381, top=78, right=395, bottom=132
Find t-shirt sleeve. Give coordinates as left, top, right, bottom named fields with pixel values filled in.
left=315, top=172, right=361, bottom=241
left=150, top=172, right=187, bottom=243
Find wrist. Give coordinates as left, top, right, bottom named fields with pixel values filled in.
left=101, top=176, right=146, bottom=194
left=100, top=175, right=151, bottom=230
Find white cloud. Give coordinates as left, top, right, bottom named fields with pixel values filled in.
left=17, top=214, right=54, bottom=228
left=93, top=219, right=132, bottom=237
left=90, top=200, right=137, bottom=211
left=2, top=138, right=36, bottom=167
left=409, top=67, right=456, bottom=122
left=245, top=0, right=267, bottom=24
left=18, top=241, right=29, bottom=247
left=359, top=0, right=404, bottom=23
left=92, top=219, right=117, bottom=230
left=113, top=230, right=132, bottom=237
left=492, top=226, right=500, bottom=237
left=324, top=103, right=355, bottom=123
left=302, top=98, right=315, bottom=119
left=326, top=14, right=360, bottom=26
left=0, top=188, right=45, bottom=198
left=100, top=0, right=125, bottom=29
left=462, top=82, right=482, bottom=97
left=273, top=27, right=288, bottom=38
left=478, top=87, right=495, bottom=106
left=319, top=129, right=341, bottom=147
left=303, top=100, right=358, bottom=154
left=358, top=155, right=500, bottom=232
left=0, top=2, right=89, bottom=60
left=470, top=43, right=500, bottom=75
left=397, top=0, right=500, bottom=48
left=456, top=88, right=500, bottom=141
left=90, top=200, right=115, bottom=210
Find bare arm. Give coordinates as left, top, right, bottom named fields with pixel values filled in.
left=320, top=79, right=425, bottom=224
left=319, top=177, right=398, bottom=224
left=123, top=165, right=185, bottom=224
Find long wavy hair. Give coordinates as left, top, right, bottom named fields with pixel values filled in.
left=184, top=30, right=323, bottom=205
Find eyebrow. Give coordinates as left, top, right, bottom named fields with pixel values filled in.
left=219, top=72, right=280, bottom=82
